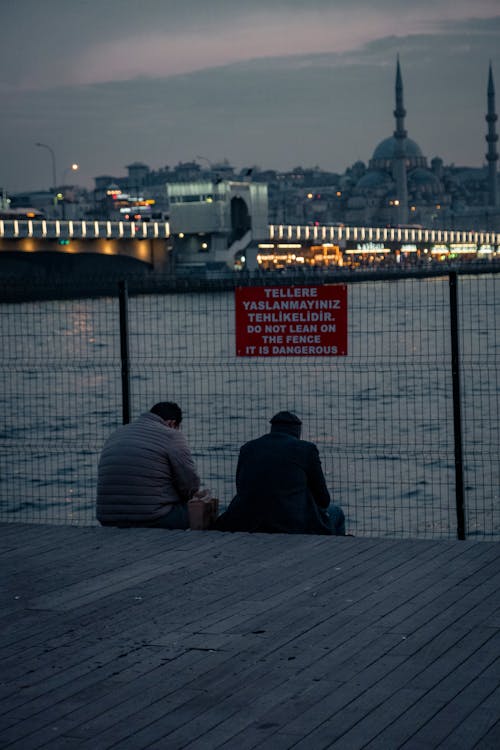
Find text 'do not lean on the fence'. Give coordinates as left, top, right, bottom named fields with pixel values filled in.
left=235, top=285, right=348, bottom=356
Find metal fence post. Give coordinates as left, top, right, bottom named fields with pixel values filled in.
left=118, top=280, right=131, bottom=425
left=449, top=271, right=466, bottom=539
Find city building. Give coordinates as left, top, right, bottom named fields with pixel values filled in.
left=7, top=61, right=497, bottom=235
left=83, top=60, right=498, bottom=233
left=167, top=179, right=269, bottom=270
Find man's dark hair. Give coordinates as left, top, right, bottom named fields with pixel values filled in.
left=150, top=401, right=182, bottom=425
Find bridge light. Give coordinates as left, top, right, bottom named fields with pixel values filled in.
left=58, top=239, right=70, bottom=245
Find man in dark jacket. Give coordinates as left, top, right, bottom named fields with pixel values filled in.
left=215, top=411, right=345, bottom=535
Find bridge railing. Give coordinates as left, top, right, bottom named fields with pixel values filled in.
left=0, top=219, right=171, bottom=240
left=269, top=223, right=500, bottom=248
left=1, top=219, right=499, bottom=248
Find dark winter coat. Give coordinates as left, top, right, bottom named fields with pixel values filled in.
left=215, top=431, right=332, bottom=535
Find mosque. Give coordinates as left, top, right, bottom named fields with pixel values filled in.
left=343, top=59, right=499, bottom=231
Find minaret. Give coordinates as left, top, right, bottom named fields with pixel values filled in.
left=393, top=56, right=409, bottom=224
left=485, top=63, right=498, bottom=208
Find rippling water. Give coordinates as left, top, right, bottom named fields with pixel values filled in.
left=1, top=275, right=499, bottom=538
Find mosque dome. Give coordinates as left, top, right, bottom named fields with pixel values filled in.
left=408, top=168, right=441, bottom=193
left=369, top=136, right=427, bottom=171
left=372, top=136, right=423, bottom=161
left=355, top=170, right=392, bottom=190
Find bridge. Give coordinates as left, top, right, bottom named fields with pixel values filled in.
left=269, top=223, right=500, bottom=248
left=0, top=219, right=499, bottom=272
left=0, top=218, right=173, bottom=272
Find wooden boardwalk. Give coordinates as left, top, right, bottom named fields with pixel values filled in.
left=0, top=523, right=499, bottom=750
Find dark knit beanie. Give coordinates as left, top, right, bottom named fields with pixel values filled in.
left=270, top=411, right=302, bottom=437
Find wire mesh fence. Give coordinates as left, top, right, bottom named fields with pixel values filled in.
left=0, top=270, right=498, bottom=538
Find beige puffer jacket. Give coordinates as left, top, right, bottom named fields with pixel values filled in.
left=96, top=412, right=200, bottom=524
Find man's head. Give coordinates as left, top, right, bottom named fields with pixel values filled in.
left=270, top=410, right=302, bottom=438
left=150, top=402, right=182, bottom=428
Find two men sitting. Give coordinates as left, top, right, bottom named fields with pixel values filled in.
left=97, top=403, right=345, bottom=536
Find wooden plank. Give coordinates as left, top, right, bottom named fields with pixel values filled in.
left=314, top=636, right=500, bottom=749
left=474, top=718, right=500, bottom=749
left=397, top=659, right=500, bottom=749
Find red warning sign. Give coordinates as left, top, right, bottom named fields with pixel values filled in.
left=235, top=285, right=348, bottom=356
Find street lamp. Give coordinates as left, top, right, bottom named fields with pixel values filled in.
left=35, top=142, right=57, bottom=191
left=59, top=163, right=80, bottom=220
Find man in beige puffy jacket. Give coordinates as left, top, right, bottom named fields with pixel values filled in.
left=97, top=402, right=200, bottom=528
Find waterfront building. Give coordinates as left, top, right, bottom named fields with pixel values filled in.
left=167, top=179, right=269, bottom=270
left=8, top=186, right=90, bottom=220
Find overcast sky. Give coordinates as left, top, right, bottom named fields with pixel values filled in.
left=1, top=0, right=500, bottom=192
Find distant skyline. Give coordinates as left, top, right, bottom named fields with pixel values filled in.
left=1, top=0, right=499, bottom=192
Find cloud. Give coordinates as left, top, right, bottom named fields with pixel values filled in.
left=2, top=0, right=499, bottom=90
